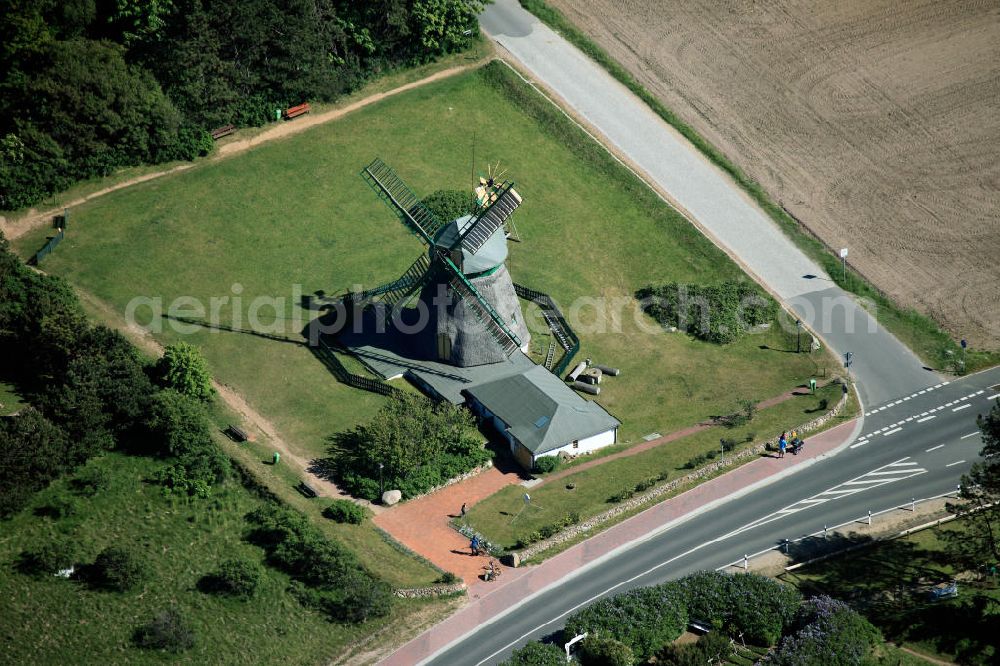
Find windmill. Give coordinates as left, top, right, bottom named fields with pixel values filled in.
left=355, top=158, right=531, bottom=367
left=475, top=161, right=522, bottom=242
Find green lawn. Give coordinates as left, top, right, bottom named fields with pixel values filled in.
left=784, top=519, right=1000, bottom=664
left=0, top=453, right=450, bottom=664
left=467, top=382, right=845, bottom=550
left=0, top=379, right=26, bottom=416
left=15, top=63, right=835, bottom=469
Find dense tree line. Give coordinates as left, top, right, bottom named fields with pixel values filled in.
left=0, top=0, right=485, bottom=209
left=0, top=231, right=225, bottom=516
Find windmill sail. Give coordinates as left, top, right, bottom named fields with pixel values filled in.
left=361, top=159, right=446, bottom=245
left=352, top=254, right=430, bottom=311
left=457, top=183, right=522, bottom=254
left=440, top=255, right=521, bottom=356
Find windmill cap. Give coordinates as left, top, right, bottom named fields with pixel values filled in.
left=433, top=215, right=508, bottom=273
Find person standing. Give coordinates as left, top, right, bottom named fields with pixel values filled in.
left=778, top=436, right=787, bottom=458
left=460, top=503, right=467, bottom=517
left=470, top=536, right=480, bottom=556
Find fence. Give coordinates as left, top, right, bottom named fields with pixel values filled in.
left=513, top=283, right=580, bottom=376
left=30, top=229, right=65, bottom=265
left=312, top=338, right=400, bottom=397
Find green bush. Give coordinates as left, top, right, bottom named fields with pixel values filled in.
left=533, top=455, right=560, bottom=474
left=438, top=571, right=459, bottom=584
left=771, top=596, right=881, bottom=665
left=656, top=630, right=733, bottom=666
left=72, top=464, right=112, bottom=496
left=501, top=641, right=566, bottom=665
left=133, top=609, right=195, bottom=653
left=93, top=545, right=149, bottom=592
left=41, top=493, right=79, bottom=520
left=578, top=632, right=634, bottom=666
left=245, top=503, right=392, bottom=623
left=421, top=189, right=476, bottom=221
left=564, top=582, right=687, bottom=661
left=677, top=571, right=801, bottom=645
left=205, top=558, right=263, bottom=598
left=322, top=499, right=369, bottom=525
left=636, top=281, right=774, bottom=344
left=19, top=539, right=79, bottom=577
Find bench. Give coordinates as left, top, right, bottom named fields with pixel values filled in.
left=283, top=103, right=311, bottom=120
left=226, top=425, right=248, bottom=442
left=210, top=124, right=236, bottom=140
left=297, top=482, right=318, bottom=498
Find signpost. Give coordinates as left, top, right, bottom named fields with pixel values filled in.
left=840, top=247, right=848, bottom=282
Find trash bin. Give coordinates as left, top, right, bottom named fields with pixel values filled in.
left=272, top=452, right=280, bottom=465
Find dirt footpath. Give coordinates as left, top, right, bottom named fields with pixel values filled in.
left=549, top=0, right=1000, bottom=348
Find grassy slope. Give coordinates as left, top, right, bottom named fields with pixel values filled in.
left=516, top=0, right=1000, bottom=372
left=0, top=453, right=447, bottom=664
left=0, top=380, right=26, bottom=416
left=14, top=65, right=831, bottom=456
left=468, top=382, right=844, bottom=549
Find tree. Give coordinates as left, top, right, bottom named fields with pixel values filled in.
left=948, top=399, right=1000, bottom=565
left=501, top=641, right=566, bottom=666
left=421, top=189, right=475, bottom=221
left=145, top=389, right=229, bottom=495
left=410, top=0, right=484, bottom=53
left=156, top=342, right=214, bottom=400
left=0, top=407, right=70, bottom=517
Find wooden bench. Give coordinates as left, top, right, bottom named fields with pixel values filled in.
left=226, top=425, right=248, bottom=442
left=283, top=103, right=311, bottom=120
left=297, top=482, right=318, bottom=498
left=210, top=124, right=236, bottom=140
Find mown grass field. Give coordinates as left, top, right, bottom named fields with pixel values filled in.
left=784, top=518, right=1000, bottom=664
left=0, top=453, right=452, bottom=664
left=15, top=63, right=835, bottom=469
left=467, top=382, right=844, bottom=549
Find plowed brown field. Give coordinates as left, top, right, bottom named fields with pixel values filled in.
left=549, top=0, right=1000, bottom=348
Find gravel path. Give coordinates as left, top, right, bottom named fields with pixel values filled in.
left=480, top=0, right=940, bottom=407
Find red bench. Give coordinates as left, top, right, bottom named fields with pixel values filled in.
left=283, top=103, right=311, bottom=120
left=210, top=124, right=236, bottom=140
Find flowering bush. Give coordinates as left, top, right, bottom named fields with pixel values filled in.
left=768, top=595, right=881, bottom=665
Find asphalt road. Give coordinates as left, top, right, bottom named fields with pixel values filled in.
left=425, top=367, right=1000, bottom=665
left=479, top=0, right=937, bottom=407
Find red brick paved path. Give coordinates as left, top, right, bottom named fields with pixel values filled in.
left=380, top=416, right=861, bottom=665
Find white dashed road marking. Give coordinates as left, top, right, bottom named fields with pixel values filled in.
left=916, top=415, right=936, bottom=423
left=945, top=460, right=966, bottom=468
left=961, top=431, right=980, bottom=439
left=953, top=404, right=971, bottom=412
left=884, top=427, right=903, bottom=436
left=926, top=444, right=944, bottom=452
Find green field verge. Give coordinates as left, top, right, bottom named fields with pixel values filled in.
left=14, top=62, right=833, bottom=462
left=0, top=379, right=26, bottom=416
left=0, top=452, right=450, bottom=664
left=516, top=0, right=1000, bottom=373
left=784, top=518, right=999, bottom=664
left=467, top=382, right=845, bottom=551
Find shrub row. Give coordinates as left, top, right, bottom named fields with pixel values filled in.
left=514, top=511, right=581, bottom=549
left=607, top=470, right=671, bottom=503
left=636, top=281, right=774, bottom=345
left=245, top=503, right=391, bottom=623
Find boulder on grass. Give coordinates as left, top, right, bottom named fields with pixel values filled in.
left=381, top=490, right=402, bottom=506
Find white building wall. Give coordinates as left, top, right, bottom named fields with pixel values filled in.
left=535, top=427, right=618, bottom=460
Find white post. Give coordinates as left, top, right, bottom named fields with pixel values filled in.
left=867, top=510, right=872, bottom=525
left=823, top=524, right=827, bottom=536
left=911, top=497, right=916, bottom=512
left=743, top=554, right=748, bottom=570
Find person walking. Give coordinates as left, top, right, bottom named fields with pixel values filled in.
left=778, top=435, right=786, bottom=458
left=460, top=503, right=467, bottom=517
left=470, top=536, right=480, bottom=556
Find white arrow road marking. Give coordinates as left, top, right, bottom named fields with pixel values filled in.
left=716, top=457, right=926, bottom=540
